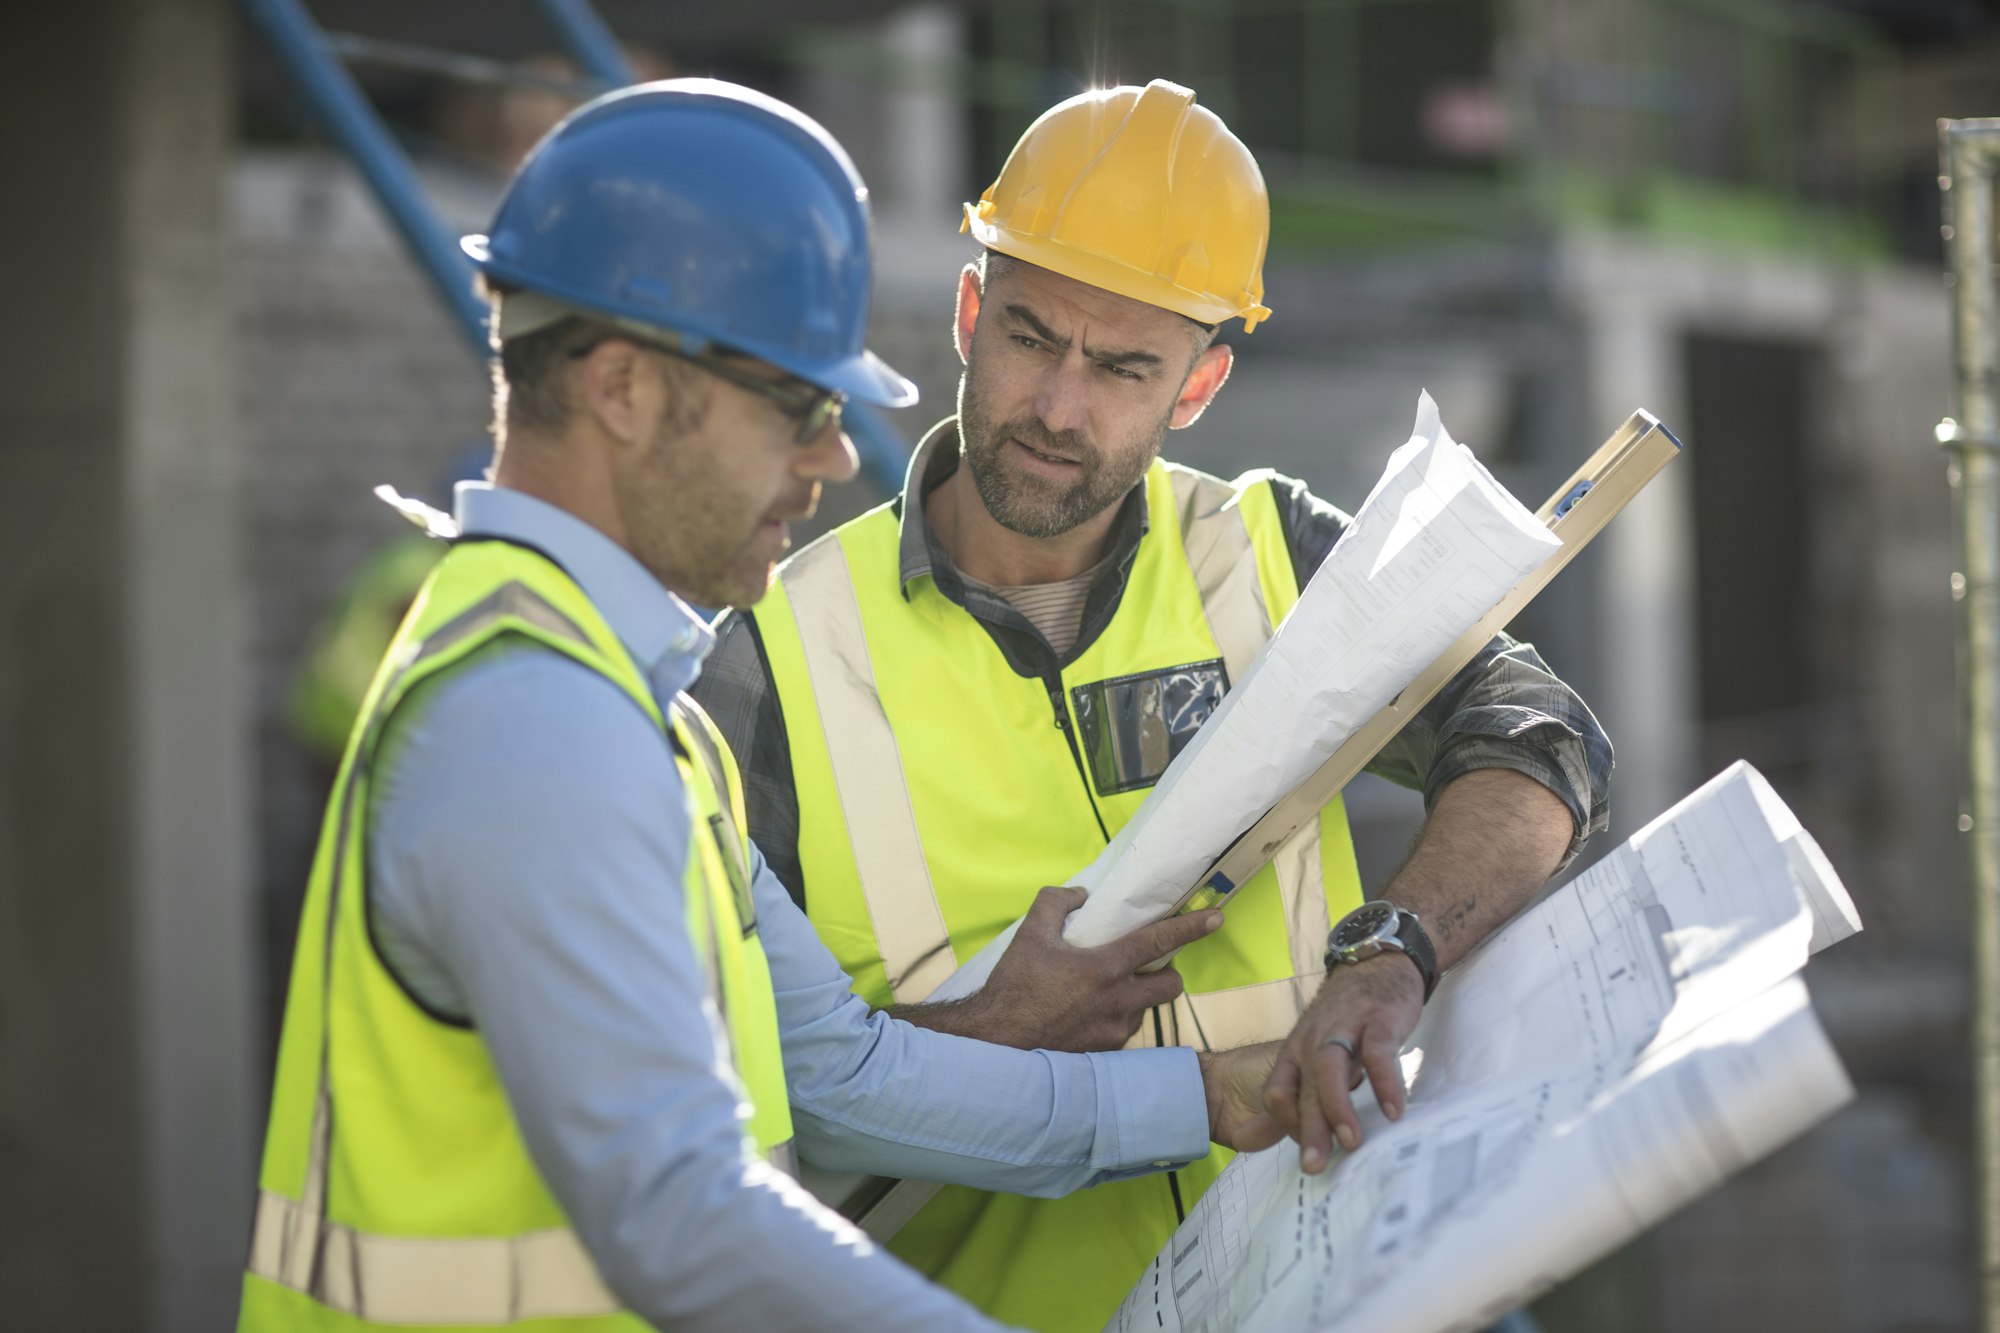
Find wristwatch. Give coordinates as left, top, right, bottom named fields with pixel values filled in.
left=1324, top=901, right=1439, bottom=1001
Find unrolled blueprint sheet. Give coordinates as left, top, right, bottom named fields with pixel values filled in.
left=931, top=393, right=1558, bottom=1002
left=1105, top=761, right=1860, bottom=1333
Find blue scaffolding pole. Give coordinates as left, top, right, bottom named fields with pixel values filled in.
left=240, top=0, right=912, bottom=491
left=242, top=0, right=492, bottom=359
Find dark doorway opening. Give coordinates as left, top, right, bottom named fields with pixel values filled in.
left=1684, top=331, right=1825, bottom=796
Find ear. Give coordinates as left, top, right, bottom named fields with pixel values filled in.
left=1169, top=344, right=1234, bottom=430
left=573, top=338, right=659, bottom=447
left=953, top=263, right=983, bottom=367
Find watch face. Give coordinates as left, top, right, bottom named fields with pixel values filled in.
left=1333, top=902, right=1397, bottom=952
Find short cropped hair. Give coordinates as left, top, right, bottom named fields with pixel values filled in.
left=483, top=283, right=709, bottom=444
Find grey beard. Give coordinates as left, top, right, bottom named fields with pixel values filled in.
left=964, top=439, right=1108, bottom=538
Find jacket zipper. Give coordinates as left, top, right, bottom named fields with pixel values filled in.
left=1052, top=669, right=1181, bottom=1222
left=1045, top=672, right=1110, bottom=842
left=1056, top=668, right=1176, bottom=1216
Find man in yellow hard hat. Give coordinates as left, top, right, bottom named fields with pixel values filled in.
left=692, top=79, right=1609, bottom=1331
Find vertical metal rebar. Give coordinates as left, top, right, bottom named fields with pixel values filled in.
left=1941, top=118, right=2000, bottom=1333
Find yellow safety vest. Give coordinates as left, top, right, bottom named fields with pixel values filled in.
left=241, top=539, right=793, bottom=1332
left=751, top=453, right=1365, bottom=1331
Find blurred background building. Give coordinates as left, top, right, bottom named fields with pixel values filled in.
left=2, top=0, right=1995, bottom=1328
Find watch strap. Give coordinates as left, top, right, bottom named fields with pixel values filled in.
left=1393, top=909, right=1439, bottom=1001
left=1323, top=904, right=1440, bottom=1002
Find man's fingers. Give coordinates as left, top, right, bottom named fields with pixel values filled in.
left=1295, top=1049, right=1335, bottom=1174
left=1020, top=886, right=1087, bottom=942
left=1126, top=965, right=1186, bottom=1013
left=1312, top=1039, right=1364, bottom=1162
left=1111, top=908, right=1222, bottom=971
left=1263, top=1049, right=1303, bottom=1137
left=1359, top=1026, right=1407, bottom=1121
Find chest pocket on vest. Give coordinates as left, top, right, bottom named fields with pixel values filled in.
left=1070, top=660, right=1229, bottom=797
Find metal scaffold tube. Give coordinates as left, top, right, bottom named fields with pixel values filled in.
left=241, top=0, right=914, bottom=492
left=1941, top=117, right=2000, bottom=1333
left=530, top=0, right=636, bottom=87
left=241, top=0, right=492, bottom=358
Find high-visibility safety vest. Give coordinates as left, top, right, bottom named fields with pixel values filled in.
left=751, top=456, right=1366, bottom=1331
left=241, top=539, right=794, bottom=1332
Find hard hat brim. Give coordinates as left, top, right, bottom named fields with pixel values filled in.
left=781, top=347, right=919, bottom=410
left=462, top=234, right=918, bottom=409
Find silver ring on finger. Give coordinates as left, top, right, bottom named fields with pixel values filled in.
left=1323, top=1035, right=1358, bottom=1060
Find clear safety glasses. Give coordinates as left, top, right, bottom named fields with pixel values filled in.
left=571, top=329, right=846, bottom=444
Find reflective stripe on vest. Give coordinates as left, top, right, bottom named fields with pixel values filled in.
left=247, top=1189, right=618, bottom=1325
left=244, top=551, right=789, bottom=1329
left=757, top=459, right=1364, bottom=1041
left=1168, top=466, right=1337, bottom=992
left=777, top=542, right=956, bottom=1002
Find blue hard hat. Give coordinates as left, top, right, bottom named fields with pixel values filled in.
left=463, top=78, right=916, bottom=409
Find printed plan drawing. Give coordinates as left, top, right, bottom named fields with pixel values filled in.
left=1105, top=762, right=1860, bottom=1333
left=933, top=392, right=1558, bottom=1000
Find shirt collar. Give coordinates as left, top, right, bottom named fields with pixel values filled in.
left=453, top=482, right=714, bottom=691
left=895, top=417, right=1153, bottom=601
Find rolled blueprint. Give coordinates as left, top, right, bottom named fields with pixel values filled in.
left=929, top=392, right=1560, bottom=1002
left=1103, top=761, right=1861, bottom=1333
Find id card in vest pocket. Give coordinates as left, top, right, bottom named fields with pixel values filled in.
left=1070, top=660, right=1228, bottom=797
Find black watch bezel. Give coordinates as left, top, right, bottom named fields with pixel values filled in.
left=1324, top=902, right=1439, bottom=1001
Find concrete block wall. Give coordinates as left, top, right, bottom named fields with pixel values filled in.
left=232, top=154, right=492, bottom=1024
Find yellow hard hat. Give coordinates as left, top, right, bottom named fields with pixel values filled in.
left=963, top=79, right=1273, bottom=333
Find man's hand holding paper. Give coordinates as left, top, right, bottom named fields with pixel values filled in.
left=893, top=886, right=1223, bottom=1052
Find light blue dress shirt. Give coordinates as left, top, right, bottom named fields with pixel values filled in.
left=365, top=482, right=1211, bottom=1333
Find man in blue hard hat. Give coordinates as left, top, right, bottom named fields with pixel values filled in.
left=240, top=79, right=1287, bottom=1333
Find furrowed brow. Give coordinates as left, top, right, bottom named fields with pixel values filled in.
left=1092, top=346, right=1166, bottom=370
left=1003, top=303, right=1165, bottom=370
left=1003, top=303, right=1069, bottom=349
